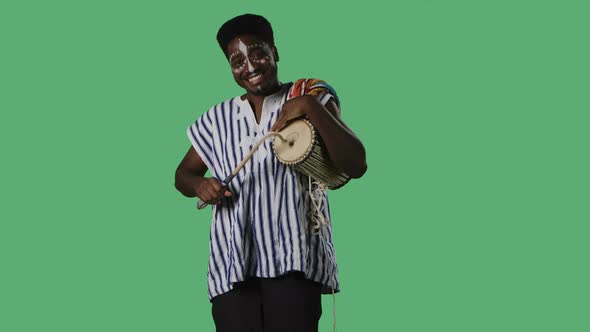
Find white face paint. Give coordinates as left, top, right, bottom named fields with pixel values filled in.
left=229, top=39, right=275, bottom=75
left=228, top=38, right=278, bottom=94
left=238, top=40, right=255, bottom=72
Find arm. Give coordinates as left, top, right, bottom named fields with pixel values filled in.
left=175, top=146, right=231, bottom=204
left=271, top=95, right=367, bottom=179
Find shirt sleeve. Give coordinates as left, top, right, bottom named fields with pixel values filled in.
left=186, top=108, right=216, bottom=172
left=307, top=79, right=341, bottom=108
left=318, top=91, right=339, bottom=108
left=289, top=78, right=341, bottom=109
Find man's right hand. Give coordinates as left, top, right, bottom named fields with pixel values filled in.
left=194, top=177, right=232, bottom=205
left=176, top=146, right=232, bottom=204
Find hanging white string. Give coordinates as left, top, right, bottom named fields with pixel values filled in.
left=308, top=176, right=338, bottom=332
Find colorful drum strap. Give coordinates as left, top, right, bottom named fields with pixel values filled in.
left=287, top=78, right=340, bottom=106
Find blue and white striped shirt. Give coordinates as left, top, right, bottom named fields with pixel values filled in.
left=187, top=82, right=340, bottom=301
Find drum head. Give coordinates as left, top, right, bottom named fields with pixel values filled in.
left=273, top=119, right=314, bottom=164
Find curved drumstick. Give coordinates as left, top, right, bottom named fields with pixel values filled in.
left=196, top=132, right=288, bottom=210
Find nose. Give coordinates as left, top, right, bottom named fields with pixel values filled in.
left=239, top=59, right=262, bottom=77
left=246, top=58, right=255, bottom=73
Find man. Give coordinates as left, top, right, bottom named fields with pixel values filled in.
left=175, top=14, right=367, bottom=332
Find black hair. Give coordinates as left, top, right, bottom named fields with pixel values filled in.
left=216, top=14, right=275, bottom=58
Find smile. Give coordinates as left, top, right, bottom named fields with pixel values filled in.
left=245, top=73, right=264, bottom=83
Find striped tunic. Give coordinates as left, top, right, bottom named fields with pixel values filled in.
left=187, top=82, right=340, bottom=301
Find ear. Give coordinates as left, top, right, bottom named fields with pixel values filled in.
left=272, top=46, right=280, bottom=62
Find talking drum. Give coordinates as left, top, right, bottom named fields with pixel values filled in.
left=272, top=119, right=350, bottom=189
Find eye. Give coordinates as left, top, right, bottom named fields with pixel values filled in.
left=230, top=56, right=245, bottom=68
left=249, top=48, right=267, bottom=60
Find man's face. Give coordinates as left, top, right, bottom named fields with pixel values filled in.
left=226, top=34, right=279, bottom=96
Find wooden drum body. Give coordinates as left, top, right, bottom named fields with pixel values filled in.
left=272, top=119, right=350, bottom=189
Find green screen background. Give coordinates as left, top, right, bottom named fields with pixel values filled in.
left=1, top=1, right=588, bottom=331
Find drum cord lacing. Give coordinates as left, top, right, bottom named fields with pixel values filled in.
left=308, top=176, right=338, bottom=332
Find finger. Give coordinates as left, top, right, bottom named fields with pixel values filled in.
left=209, top=179, right=222, bottom=192
left=224, top=190, right=232, bottom=197
left=199, top=193, right=212, bottom=204
left=271, top=113, right=286, bottom=131
left=215, top=183, right=227, bottom=196
left=204, top=187, right=218, bottom=203
left=195, top=186, right=211, bottom=202
left=272, top=121, right=284, bottom=132
left=211, top=185, right=227, bottom=202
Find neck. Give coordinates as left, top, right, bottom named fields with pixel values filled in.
left=242, top=82, right=282, bottom=103
left=241, top=83, right=283, bottom=124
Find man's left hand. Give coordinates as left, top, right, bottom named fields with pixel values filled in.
left=271, top=95, right=316, bottom=132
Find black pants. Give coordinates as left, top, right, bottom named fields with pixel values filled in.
left=211, top=272, right=322, bottom=332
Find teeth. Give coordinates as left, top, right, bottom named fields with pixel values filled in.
left=247, top=74, right=262, bottom=81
